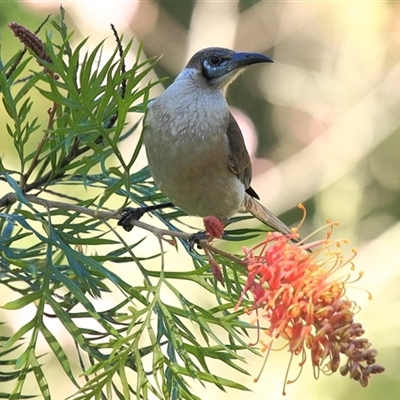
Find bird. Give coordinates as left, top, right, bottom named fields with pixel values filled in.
left=140, top=47, right=292, bottom=238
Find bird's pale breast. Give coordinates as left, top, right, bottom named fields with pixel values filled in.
left=143, top=79, right=245, bottom=220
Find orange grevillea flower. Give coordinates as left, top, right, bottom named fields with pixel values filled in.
left=235, top=205, right=384, bottom=393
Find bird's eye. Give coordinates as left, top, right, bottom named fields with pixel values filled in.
left=208, top=55, right=221, bottom=66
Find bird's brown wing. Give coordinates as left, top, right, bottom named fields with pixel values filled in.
left=226, top=112, right=260, bottom=200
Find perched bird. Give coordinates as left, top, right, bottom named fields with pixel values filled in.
left=142, top=47, right=292, bottom=236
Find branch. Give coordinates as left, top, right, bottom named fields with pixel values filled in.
left=20, top=194, right=246, bottom=267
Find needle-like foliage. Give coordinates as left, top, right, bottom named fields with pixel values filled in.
left=0, top=8, right=261, bottom=400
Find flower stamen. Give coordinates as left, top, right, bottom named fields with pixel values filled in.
left=235, top=207, right=384, bottom=392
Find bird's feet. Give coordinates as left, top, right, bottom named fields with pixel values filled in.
left=188, top=216, right=225, bottom=250
left=118, top=202, right=174, bottom=232
left=188, top=231, right=208, bottom=250
left=118, top=207, right=146, bottom=232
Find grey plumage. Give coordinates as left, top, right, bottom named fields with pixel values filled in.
left=143, top=47, right=292, bottom=236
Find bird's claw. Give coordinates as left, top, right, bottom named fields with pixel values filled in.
left=188, top=231, right=209, bottom=250
left=118, top=207, right=146, bottom=232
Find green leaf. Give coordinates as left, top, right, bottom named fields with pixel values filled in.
left=2, top=292, right=42, bottom=310
left=31, top=356, right=51, bottom=400
left=177, top=366, right=250, bottom=392
left=40, top=325, right=80, bottom=388
left=4, top=320, right=35, bottom=349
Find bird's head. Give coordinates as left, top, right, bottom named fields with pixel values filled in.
left=184, top=47, right=273, bottom=89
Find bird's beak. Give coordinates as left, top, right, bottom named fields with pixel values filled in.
left=207, top=50, right=274, bottom=88
left=229, top=51, right=274, bottom=72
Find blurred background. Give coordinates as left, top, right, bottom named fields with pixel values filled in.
left=1, top=1, right=400, bottom=399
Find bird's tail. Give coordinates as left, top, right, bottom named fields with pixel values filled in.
left=243, top=193, right=292, bottom=236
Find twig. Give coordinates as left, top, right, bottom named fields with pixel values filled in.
left=21, top=194, right=246, bottom=266
left=21, top=103, right=59, bottom=190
